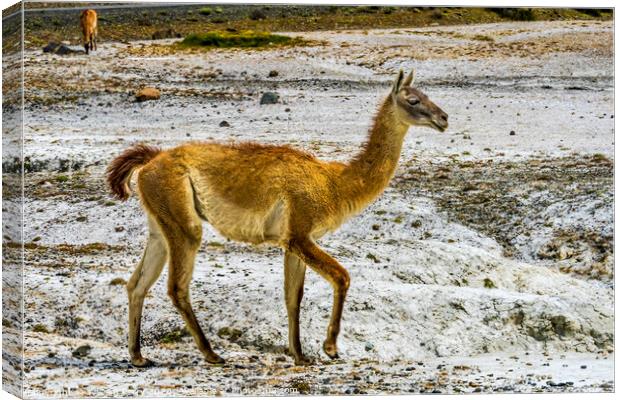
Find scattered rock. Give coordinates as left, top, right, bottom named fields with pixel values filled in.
left=268, top=70, right=279, bottom=77
left=260, top=92, right=279, bottom=105
left=135, top=87, right=160, bottom=102
left=72, top=344, right=92, bottom=358
left=365, top=342, right=374, bottom=351
left=42, top=42, right=84, bottom=55
left=219, top=120, right=230, bottom=127
left=151, top=28, right=182, bottom=40
left=509, top=130, right=516, bottom=136
left=411, top=220, right=422, bottom=228
left=109, top=277, right=127, bottom=286
left=366, top=253, right=380, bottom=263
left=217, top=326, right=243, bottom=342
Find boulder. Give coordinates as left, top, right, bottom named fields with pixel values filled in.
left=42, top=42, right=84, bottom=55
left=135, top=87, right=161, bottom=102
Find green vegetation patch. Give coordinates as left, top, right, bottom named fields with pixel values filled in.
left=32, top=323, right=50, bottom=333
left=483, top=278, right=497, bottom=289
left=199, top=7, right=213, bottom=16
left=487, top=8, right=536, bottom=21
left=160, top=327, right=190, bottom=344
left=472, top=34, right=494, bottom=42
left=180, top=30, right=307, bottom=49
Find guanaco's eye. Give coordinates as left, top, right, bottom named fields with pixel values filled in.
left=407, top=98, right=420, bottom=106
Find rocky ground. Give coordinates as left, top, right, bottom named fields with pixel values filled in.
left=2, top=19, right=614, bottom=397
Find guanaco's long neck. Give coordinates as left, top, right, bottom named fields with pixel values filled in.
left=341, top=96, right=409, bottom=209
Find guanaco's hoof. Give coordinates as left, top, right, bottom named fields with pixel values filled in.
left=322, top=341, right=339, bottom=359
left=131, top=357, right=154, bottom=368
left=206, top=353, right=225, bottom=364
left=294, top=356, right=314, bottom=366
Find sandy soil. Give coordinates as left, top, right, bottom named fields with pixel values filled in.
left=4, top=20, right=614, bottom=397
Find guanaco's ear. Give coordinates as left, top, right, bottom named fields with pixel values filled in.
left=392, top=69, right=404, bottom=95
left=403, top=70, right=414, bottom=87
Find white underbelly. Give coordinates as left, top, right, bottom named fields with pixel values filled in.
left=192, top=186, right=286, bottom=245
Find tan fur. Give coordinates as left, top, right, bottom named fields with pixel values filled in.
left=107, top=70, right=448, bottom=367
left=80, top=9, right=97, bottom=54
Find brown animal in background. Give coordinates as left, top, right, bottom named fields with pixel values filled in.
left=107, top=70, right=448, bottom=367
left=80, top=9, right=97, bottom=54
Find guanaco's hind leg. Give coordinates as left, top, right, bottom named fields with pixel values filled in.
left=144, top=177, right=224, bottom=364
left=288, top=237, right=350, bottom=359
left=126, top=216, right=167, bottom=367
left=284, top=251, right=311, bottom=365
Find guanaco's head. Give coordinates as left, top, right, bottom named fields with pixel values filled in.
left=391, top=70, right=448, bottom=132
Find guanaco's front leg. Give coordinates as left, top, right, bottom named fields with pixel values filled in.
left=288, top=237, right=350, bottom=359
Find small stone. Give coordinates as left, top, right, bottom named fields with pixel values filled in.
left=115, top=226, right=125, bottom=232
left=509, top=130, right=516, bottom=136
left=109, top=277, right=127, bottom=286
left=72, top=345, right=92, bottom=358
left=364, top=342, right=374, bottom=351
left=219, top=120, right=230, bottom=127
left=135, top=87, right=160, bottom=102
left=580, top=365, right=587, bottom=369
left=268, top=70, right=279, bottom=77
left=260, top=92, right=279, bottom=105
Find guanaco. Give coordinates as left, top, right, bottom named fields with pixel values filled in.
left=80, top=9, right=97, bottom=55
left=107, top=70, right=448, bottom=367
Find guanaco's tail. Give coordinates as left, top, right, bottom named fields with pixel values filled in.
left=106, top=144, right=162, bottom=201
